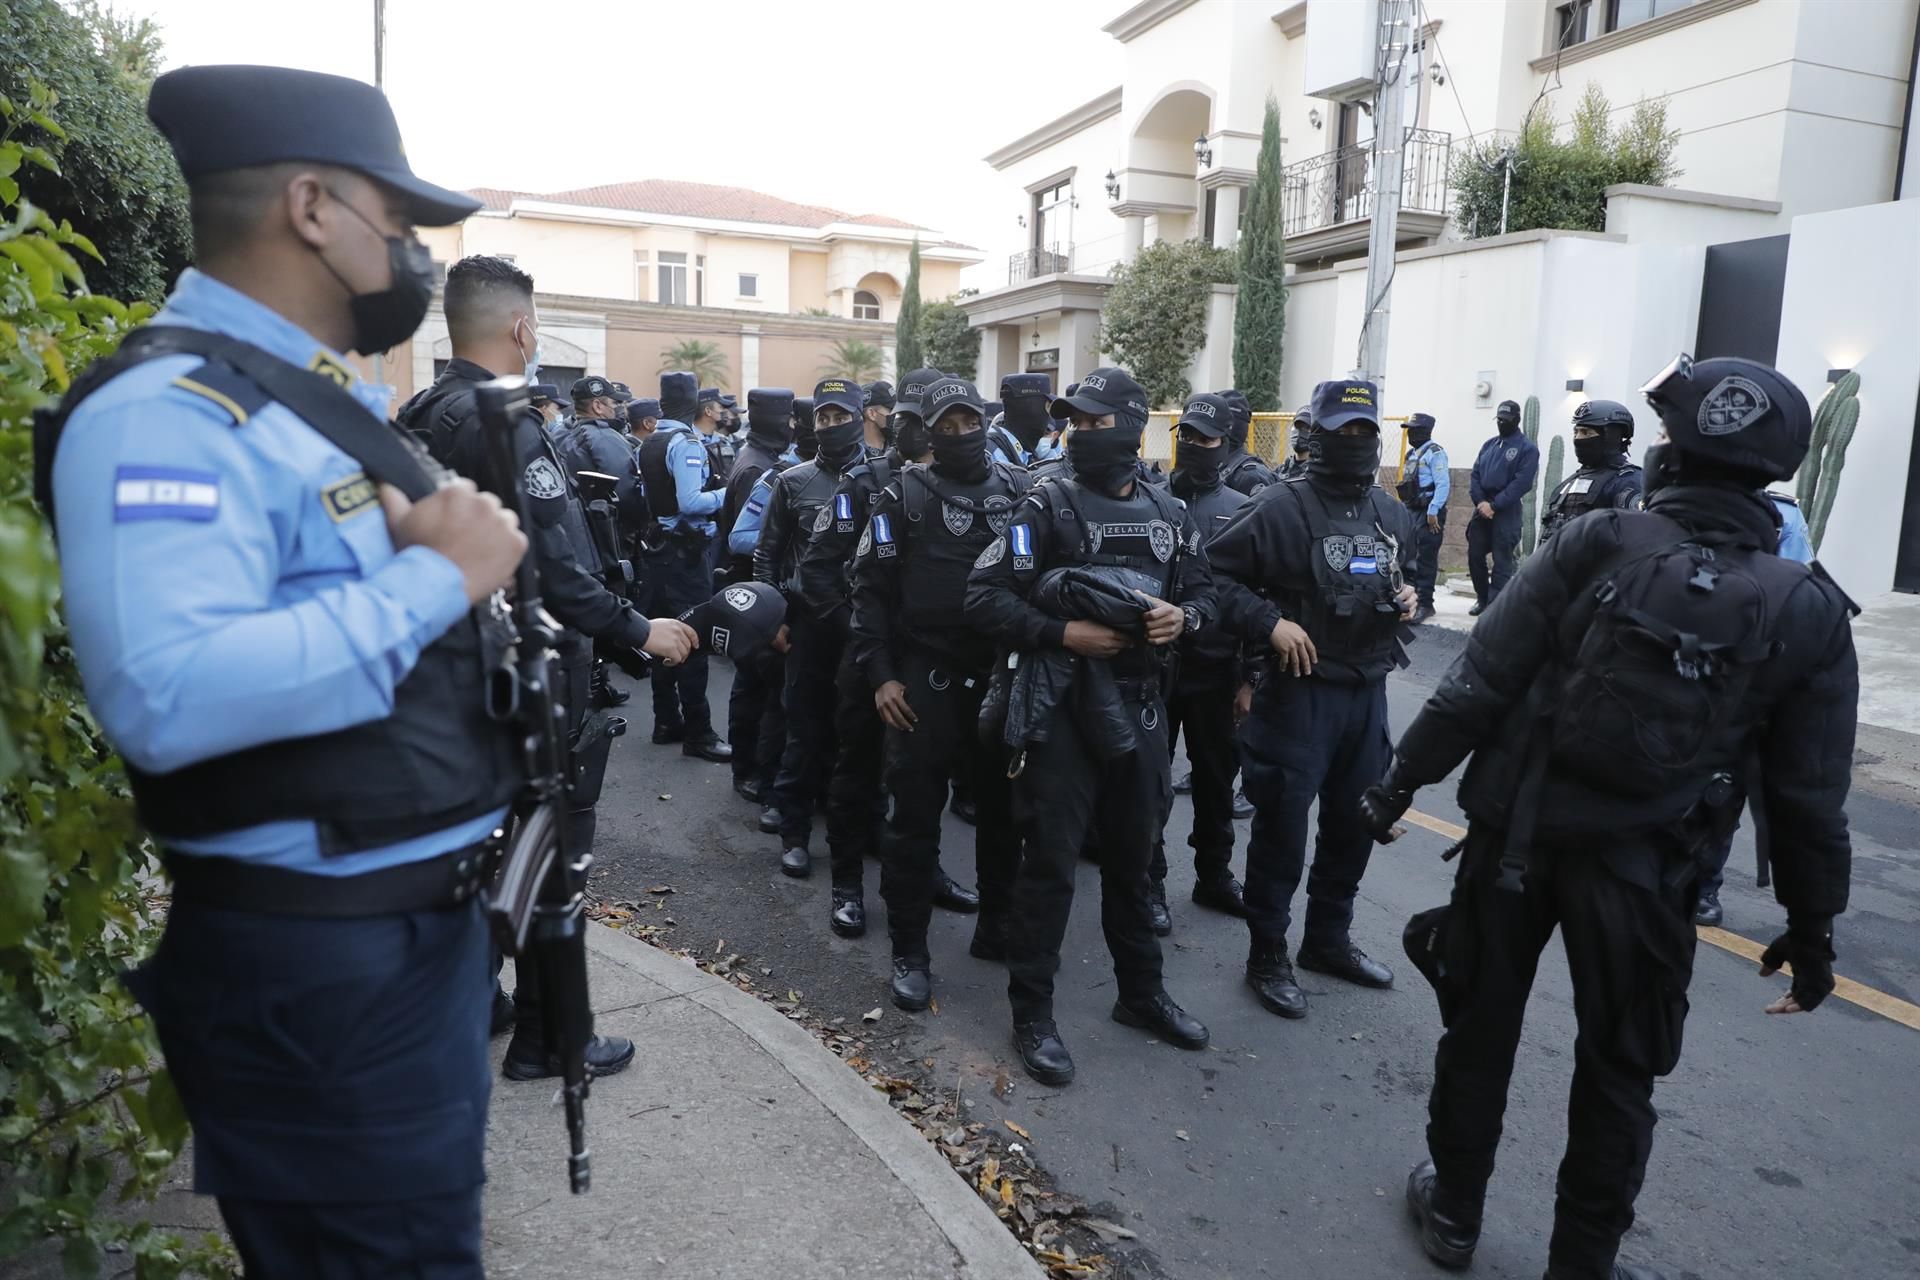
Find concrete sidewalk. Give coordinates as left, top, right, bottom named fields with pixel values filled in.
left=484, top=923, right=1042, bottom=1280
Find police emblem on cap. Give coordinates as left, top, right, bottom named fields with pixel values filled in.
left=723, top=586, right=756, bottom=613
left=1324, top=535, right=1353, bottom=572
left=1082, top=374, right=1108, bottom=391
left=1697, top=375, right=1770, bottom=435
left=1148, top=520, right=1175, bottom=563
left=1188, top=401, right=1216, bottom=418
left=984, top=493, right=1013, bottom=535
left=931, top=383, right=965, bottom=404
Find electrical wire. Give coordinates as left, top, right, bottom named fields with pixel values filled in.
left=1416, top=0, right=1479, bottom=145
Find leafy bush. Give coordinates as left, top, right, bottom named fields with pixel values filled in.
left=0, top=0, right=191, bottom=305
left=918, top=297, right=978, bottom=381
left=1452, top=84, right=1680, bottom=239
left=1100, top=237, right=1236, bottom=409
left=0, top=83, right=232, bottom=1279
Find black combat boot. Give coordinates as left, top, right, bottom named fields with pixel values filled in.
left=1231, top=788, right=1254, bottom=820
left=502, top=1033, right=636, bottom=1081
left=732, top=777, right=761, bottom=804
left=1692, top=891, right=1723, bottom=926
left=1191, top=874, right=1248, bottom=917
left=1544, top=1267, right=1669, bottom=1280
left=890, top=956, right=932, bottom=1011
left=780, top=845, right=812, bottom=878
left=758, top=805, right=781, bottom=834
left=683, top=732, right=733, bottom=763
left=933, top=869, right=980, bottom=913
left=1172, top=769, right=1194, bottom=795
left=1012, top=1019, right=1074, bottom=1086
left=1111, top=991, right=1209, bottom=1049
left=1406, top=1160, right=1479, bottom=1269
left=1297, top=938, right=1394, bottom=989
left=830, top=889, right=865, bottom=937
left=489, top=984, right=515, bottom=1038
left=1247, top=940, right=1307, bottom=1018
left=1147, top=879, right=1173, bottom=936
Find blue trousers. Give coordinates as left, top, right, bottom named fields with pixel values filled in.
left=647, top=534, right=714, bottom=735
left=218, top=1185, right=483, bottom=1279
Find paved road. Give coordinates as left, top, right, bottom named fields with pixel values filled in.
left=591, top=633, right=1920, bottom=1280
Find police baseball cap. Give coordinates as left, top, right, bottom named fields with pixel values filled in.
left=529, top=382, right=564, bottom=405
left=1496, top=399, right=1521, bottom=422
left=720, top=393, right=739, bottom=410
left=680, top=582, right=787, bottom=662
left=1051, top=367, right=1149, bottom=423
left=747, top=387, right=795, bottom=427
left=146, top=66, right=480, bottom=226
left=1406, top=411, right=1436, bottom=431
left=813, top=377, right=864, bottom=416
left=1218, top=389, right=1252, bottom=433
left=922, top=376, right=985, bottom=428
left=572, top=375, right=615, bottom=401
left=1177, top=392, right=1232, bottom=438
left=863, top=381, right=896, bottom=410
left=895, top=367, right=944, bottom=417
left=1310, top=379, right=1382, bottom=432
left=697, top=387, right=722, bottom=406
left=628, top=398, right=662, bottom=420
left=610, top=381, right=634, bottom=404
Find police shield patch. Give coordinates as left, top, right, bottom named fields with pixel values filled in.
left=723, top=586, right=757, bottom=613
left=1697, top=375, right=1770, bottom=436
left=984, top=494, right=1013, bottom=535
left=813, top=504, right=834, bottom=533
left=974, top=537, right=1006, bottom=569
left=1148, top=520, right=1176, bottom=563
left=942, top=502, right=974, bottom=536
left=523, top=457, right=564, bottom=500
left=856, top=525, right=873, bottom=558
left=1323, top=535, right=1353, bottom=572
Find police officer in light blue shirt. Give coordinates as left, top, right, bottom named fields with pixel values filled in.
left=42, top=65, right=527, bottom=1276
left=1398, top=411, right=1450, bottom=622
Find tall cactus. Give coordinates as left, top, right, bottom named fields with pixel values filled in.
left=1807, top=381, right=1859, bottom=553
left=1797, top=370, right=1858, bottom=552
left=1519, top=395, right=1543, bottom=558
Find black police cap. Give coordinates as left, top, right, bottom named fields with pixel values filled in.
left=1311, top=379, right=1381, bottom=432
left=628, top=398, right=662, bottom=420
left=1051, top=368, right=1148, bottom=424
left=895, top=368, right=944, bottom=418
left=571, top=375, right=614, bottom=400
left=1177, top=393, right=1232, bottom=438
left=146, top=65, right=480, bottom=226
left=1000, top=372, right=1051, bottom=400
left=923, top=377, right=986, bottom=428
left=863, top=381, right=896, bottom=410
left=1406, top=411, right=1436, bottom=431
left=529, top=383, right=563, bottom=405
left=680, top=583, right=787, bottom=662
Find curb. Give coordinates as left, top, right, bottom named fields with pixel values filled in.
left=584, top=924, right=1046, bottom=1278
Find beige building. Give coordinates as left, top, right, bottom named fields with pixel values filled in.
left=383, top=178, right=980, bottom=402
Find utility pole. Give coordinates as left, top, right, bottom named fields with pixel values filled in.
left=1355, top=0, right=1414, bottom=389
left=371, top=0, right=387, bottom=391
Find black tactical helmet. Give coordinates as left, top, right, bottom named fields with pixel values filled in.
left=1571, top=399, right=1635, bottom=441
left=1639, top=354, right=1811, bottom=481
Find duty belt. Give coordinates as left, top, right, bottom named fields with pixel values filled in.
left=163, top=836, right=500, bottom=918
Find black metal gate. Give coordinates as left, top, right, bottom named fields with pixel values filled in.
left=1694, top=234, right=1789, bottom=362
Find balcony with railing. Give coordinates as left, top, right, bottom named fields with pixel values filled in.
left=1281, top=128, right=1452, bottom=264
left=1008, top=243, right=1072, bottom=285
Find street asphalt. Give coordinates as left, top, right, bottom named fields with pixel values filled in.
left=591, top=628, right=1920, bottom=1280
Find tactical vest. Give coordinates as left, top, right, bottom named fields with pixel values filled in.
left=1395, top=441, right=1442, bottom=512
left=637, top=423, right=686, bottom=519
left=893, top=461, right=1025, bottom=634
left=1542, top=461, right=1642, bottom=539
left=780, top=460, right=843, bottom=594
left=1035, top=475, right=1184, bottom=605
left=1291, top=478, right=1410, bottom=671
left=1224, top=450, right=1275, bottom=497
left=1174, top=480, right=1246, bottom=668
left=37, top=326, right=520, bottom=855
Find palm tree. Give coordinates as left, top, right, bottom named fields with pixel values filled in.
left=659, top=339, right=730, bottom=388
left=817, top=338, right=885, bottom=382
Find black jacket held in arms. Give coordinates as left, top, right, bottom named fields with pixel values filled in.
left=1389, top=483, right=1857, bottom=924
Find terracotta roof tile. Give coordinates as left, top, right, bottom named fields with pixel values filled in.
left=480, top=178, right=928, bottom=232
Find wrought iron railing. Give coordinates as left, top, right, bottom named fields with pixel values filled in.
left=1009, top=243, right=1071, bottom=284
left=1281, top=128, right=1452, bottom=238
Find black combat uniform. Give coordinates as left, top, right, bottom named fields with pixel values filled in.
left=1541, top=398, right=1644, bottom=540
left=721, top=389, right=794, bottom=805
left=1218, top=388, right=1277, bottom=497
left=757, top=381, right=869, bottom=873
left=1207, top=380, right=1416, bottom=1018
left=852, top=377, right=1030, bottom=1007
left=1148, top=394, right=1250, bottom=925
left=965, top=368, right=1214, bottom=1086
left=1368, top=357, right=1856, bottom=1280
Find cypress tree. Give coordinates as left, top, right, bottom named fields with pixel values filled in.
left=1232, top=95, right=1287, bottom=411
left=894, top=236, right=925, bottom=377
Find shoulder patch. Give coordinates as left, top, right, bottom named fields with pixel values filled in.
left=524, top=456, right=565, bottom=500
left=307, top=351, right=355, bottom=388
left=974, top=536, right=1006, bottom=569
left=169, top=360, right=270, bottom=426
left=114, top=465, right=219, bottom=523
left=321, top=470, right=379, bottom=522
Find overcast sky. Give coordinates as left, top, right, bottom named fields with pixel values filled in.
left=140, top=0, right=1126, bottom=277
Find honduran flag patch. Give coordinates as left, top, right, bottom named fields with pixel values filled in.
left=114, top=466, right=219, bottom=522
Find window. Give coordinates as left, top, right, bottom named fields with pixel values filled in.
left=696, top=254, right=706, bottom=307
left=658, top=251, right=688, bottom=306
left=853, top=289, right=881, bottom=321
left=1557, top=0, right=1694, bottom=48
left=738, top=273, right=759, bottom=298
left=1031, top=177, right=1071, bottom=252
left=431, top=259, right=448, bottom=286
left=1203, top=188, right=1218, bottom=243
left=634, top=250, right=650, bottom=301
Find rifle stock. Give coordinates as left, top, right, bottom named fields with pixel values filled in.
left=475, top=375, right=595, bottom=1195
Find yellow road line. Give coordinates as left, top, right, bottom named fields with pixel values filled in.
left=1402, top=809, right=1920, bottom=1034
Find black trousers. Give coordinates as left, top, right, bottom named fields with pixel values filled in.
left=728, top=649, right=786, bottom=790
left=1239, top=675, right=1387, bottom=950
left=1150, top=676, right=1238, bottom=886
left=769, top=613, right=841, bottom=848
left=647, top=534, right=713, bottom=736
left=1412, top=506, right=1445, bottom=608
left=218, top=1186, right=483, bottom=1279
left=1006, top=693, right=1170, bottom=1023
left=880, top=650, right=1019, bottom=958
left=826, top=646, right=887, bottom=891
left=1465, top=512, right=1519, bottom=605
left=1425, top=826, right=1697, bottom=1280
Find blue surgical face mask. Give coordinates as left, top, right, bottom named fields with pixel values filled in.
left=514, top=316, right=542, bottom=382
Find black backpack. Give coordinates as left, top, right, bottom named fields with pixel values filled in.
left=1547, top=532, right=1780, bottom=800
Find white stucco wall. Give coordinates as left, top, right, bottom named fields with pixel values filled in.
left=1775, top=199, right=1920, bottom=599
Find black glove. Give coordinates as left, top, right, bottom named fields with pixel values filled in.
left=1759, top=921, right=1836, bottom=1011
left=1359, top=766, right=1416, bottom=844
left=596, top=639, right=653, bottom=681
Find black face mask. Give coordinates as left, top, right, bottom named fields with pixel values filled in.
left=1406, top=425, right=1433, bottom=447
left=1496, top=415, right=1520, bottom=437
left=1574, top=437, right=1624, bottom=469
left=1308, top=430, right=1382, bottom=487
left=316, top=193, right=435, bottom=356
left=1641, top=442, right=1683, bottom=496
left=1067, top=422, right=1144, bottom=494
left=748, top=421, right=791, bottom=453
left=1002, top=398, right=1050, bottom=452
left=893, top=415, right=931, bottom=462
left=1171, top=444, right=1224, bottom=496
left=815, top=416, right=865, bottom=471
left=931, top=428, right=989, bottom=480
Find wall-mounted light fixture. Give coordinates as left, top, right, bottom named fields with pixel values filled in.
left=1565, top=378, right=1585, bottom=392
left=1016, top=214, right=1026, bottom=228
left=1032, top=321, right=1042, bottom=347
left=1193, top=134, right=1213, bottom=167
left=1429, top=63, right=1446, bottom=86
left=1827, top=367, right=1852, bottom=383
left=1104, top=169, right=1120, bottom=201
left=1308, top=107, right=1322, bottom=130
